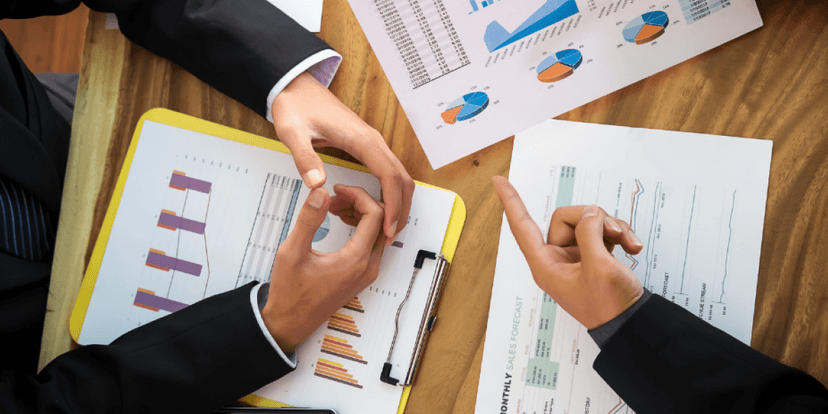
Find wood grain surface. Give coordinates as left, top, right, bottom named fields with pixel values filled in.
left=0, top=5, right=88, bottom=73
left=39, top=1, right=828, bottom=413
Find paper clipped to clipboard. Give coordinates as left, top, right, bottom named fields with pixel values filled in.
left=69, top=108, right=466, bottom=414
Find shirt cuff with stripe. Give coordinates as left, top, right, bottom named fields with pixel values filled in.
left=265, top=49, right=343, bottom=123
left=249, top=282, right=297, bottom=368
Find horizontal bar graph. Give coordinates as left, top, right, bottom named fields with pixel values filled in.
left=157, top=209, right=206, bottom=234
left=328, top=312, right=361, bottom=337
left=145, top=248, right=202, bottom=276
left=314, top=358, right=363, bottom=389
left=169, top=170, right=212, bottom=194
left=320, top=335, right=367, bottom=365
left=343, top=297, right=364, bottom=313
left=133, top=288, right=188, bottom=313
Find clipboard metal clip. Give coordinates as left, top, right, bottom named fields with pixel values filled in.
left=381, top=250, right=450, bottom=386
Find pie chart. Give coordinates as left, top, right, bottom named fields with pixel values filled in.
left=313, top=214, right=331, bottom=243
left=537, top=49, right=582, bottom=83
left=623, top=11, right=669, bottom=45
left=441, top=92, right=490, bottom=124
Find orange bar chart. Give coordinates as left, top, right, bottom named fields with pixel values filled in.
left=320, top=335, right=367, bottom=365
left=313, top=358, right=363, bottom=389
left=327, top=312, right=361, bottom=337
left=343, top=297, right=364, bottom=313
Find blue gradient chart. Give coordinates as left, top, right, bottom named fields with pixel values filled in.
left=484, top=0, right=579, bottom=52
left=441, top=92, right=490, bottom=124
left=313, top=215, right=331, bottom=243
left=537, top=49, right=582, bottom=83
left=623, top=11, right=669, bottom=44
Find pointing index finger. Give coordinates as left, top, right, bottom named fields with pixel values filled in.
left=492, top=176, right=547, bottom=264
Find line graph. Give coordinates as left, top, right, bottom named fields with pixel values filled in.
left=643, top=182, right=663, bottom=289
left=677, top=186, right=697, bottom=295
left=718, top=190, right=736, bottom=303
left=625, top=179, right=644, bottom=270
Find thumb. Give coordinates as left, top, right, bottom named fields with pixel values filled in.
left=574, top=205, right=616, bottom=267
left=280, top=129, right=327, bottom=188
left=284, top=187, right=330, bottom=253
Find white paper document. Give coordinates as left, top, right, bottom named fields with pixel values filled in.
left=267, top=0, right=325, bottom=33
left=346, top=0, right=762, bottom=168
left=476, top=120, right=771, bottom=413
left=79, top=121, right=457, bottom=414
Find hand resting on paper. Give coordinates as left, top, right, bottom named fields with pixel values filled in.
left=271, top=72, right=414, bottom=243
left=492, top=175, right=644, bottom=330
left=261, top=185, right=386, bottom=354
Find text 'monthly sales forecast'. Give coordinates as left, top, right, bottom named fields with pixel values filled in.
left=623, top=11, right=669, bottom=45
left=484, top=0, right=579, bottom=52
left=537, top=49, right=582, bottom=83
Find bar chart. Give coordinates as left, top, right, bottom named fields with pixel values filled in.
left=169, top=170, right=212, bottom=193
left=157, top=209, right=206, bottom=234
left=144, top=248, right=202, bottom=276
left=321, top=335, right=368, bottom=365
left=343, top=297, right=364, bottom=313
left=133, top=288, right=188, bottom=313
left=314, top=358, right=364, bottom=389
left=328, top=312, right=361, bottom=337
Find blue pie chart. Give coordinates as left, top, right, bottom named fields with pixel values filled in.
left=441, top=92, right=490, bottom=124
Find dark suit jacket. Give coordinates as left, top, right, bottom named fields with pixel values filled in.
left=1, top=0, right=330, bottom=411
left=595, top=295, right=828, bottom=413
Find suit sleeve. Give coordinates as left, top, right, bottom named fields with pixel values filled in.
left=593, top=294, right=828, bottom=413
left=0, top=282, right=293, bottom=414
left=2, top=0, right=334, bottom=118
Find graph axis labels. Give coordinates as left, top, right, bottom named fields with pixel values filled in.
left=441, top=92, right=490, bottom=124
left=623, top=11, right=669, bottom=45
left=537, top=49, right=583, bottom=83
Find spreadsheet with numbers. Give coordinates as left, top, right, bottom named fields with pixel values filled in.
left=348, top=0, right=760, bottom=168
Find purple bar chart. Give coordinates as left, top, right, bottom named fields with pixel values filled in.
left=169, top=170, right=212, bottom=193
left=133, top=288, right=189, bottom=313
left=157, top=209, right=206, bottom=234
left=145, top=248, right=202, bottom=276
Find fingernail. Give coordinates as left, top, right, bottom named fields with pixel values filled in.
left=630, top=232, right=643, bottom=248
left=387, top=221, right=398, bottom=238
left=307, top=189, right=325, bottom=209
left=304, top=169, right=324, bottom=188
left=604, top=217, right=622, bottom=233
left=582, top=205, right=599, bottom=219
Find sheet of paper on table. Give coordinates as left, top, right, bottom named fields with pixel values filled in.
left=475, top=120, right=772, bottom=413
left=346, top=0, right=763, bottom=168
left=78, top=120, right=456, bottom=414
left=106, top=0, right=323, bottom=32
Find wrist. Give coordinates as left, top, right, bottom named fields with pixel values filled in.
left=261, top=303, right=303, bottom=355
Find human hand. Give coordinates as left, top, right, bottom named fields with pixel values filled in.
left=261, top=185, right=386, bottom=354
left=492, top=176, right=645, bottom=330
left=271, top=72, right=414, bottom=243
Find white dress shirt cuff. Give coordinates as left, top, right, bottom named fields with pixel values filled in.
left=265, top=49, right=343, bottom=123
left=249, top=282, right=297, bottom=368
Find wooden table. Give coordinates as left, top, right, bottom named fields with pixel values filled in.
left=39, top=1, right=828, bottom=413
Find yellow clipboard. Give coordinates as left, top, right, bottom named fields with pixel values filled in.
left=69, top=108, right=466, bottom=413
